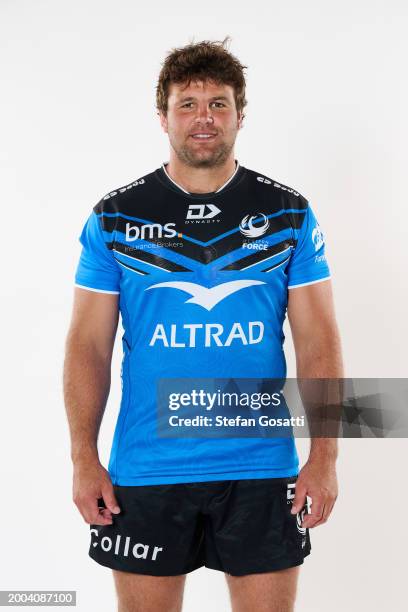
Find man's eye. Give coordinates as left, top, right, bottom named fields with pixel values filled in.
left=180, top=102, right=226, bottom=109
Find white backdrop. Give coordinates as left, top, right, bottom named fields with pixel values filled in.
left=1, top=1, right=407, bottom=610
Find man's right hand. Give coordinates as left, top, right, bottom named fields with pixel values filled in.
left=73, top=460, right=121, bottom=526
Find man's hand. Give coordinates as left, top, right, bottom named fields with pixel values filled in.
left=73, top=460, right=121, bottom=526
left=290, top=457, right=338, bottom=528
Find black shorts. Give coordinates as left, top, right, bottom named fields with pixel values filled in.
left=89, top=476, right=311, bottom=576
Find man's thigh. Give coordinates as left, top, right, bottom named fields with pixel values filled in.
left=225, top=566, right=300, bottom=612
left=112, top=570, right=186, bottom=612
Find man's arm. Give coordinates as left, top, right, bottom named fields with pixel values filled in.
left=287, top=278, right=344, bottom=527
left=63, top=287, right=121, bottom=525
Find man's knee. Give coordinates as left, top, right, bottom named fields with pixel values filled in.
left=225, top=566, right=300, bottom=612
left=113, top=570, right=186, bottom=612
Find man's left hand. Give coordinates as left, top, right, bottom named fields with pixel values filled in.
left=290, top=457, right=338, bottom=528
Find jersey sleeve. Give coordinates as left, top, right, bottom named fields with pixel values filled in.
left=286, top=202, right=331, bottom=289
left=74, top=210, right=121, bottom=294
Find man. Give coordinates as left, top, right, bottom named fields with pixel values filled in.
left=64, top=38, right=343, bottom=612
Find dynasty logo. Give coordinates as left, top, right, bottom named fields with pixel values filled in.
left=185, top=204, right=221, bottom=223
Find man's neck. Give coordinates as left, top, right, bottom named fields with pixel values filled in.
left=164, top=155, right=237, bottom=194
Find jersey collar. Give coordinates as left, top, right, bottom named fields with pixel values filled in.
left=157, top=160, right=243, bottom=197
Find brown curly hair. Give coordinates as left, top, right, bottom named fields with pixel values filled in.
left=156, top=36, right=248, bottom=117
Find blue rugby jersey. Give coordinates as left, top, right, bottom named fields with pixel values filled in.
left=74, top=161, right=331, bottom=485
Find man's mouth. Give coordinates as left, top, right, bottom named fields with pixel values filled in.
left=190, top=132, right=217, bottom=140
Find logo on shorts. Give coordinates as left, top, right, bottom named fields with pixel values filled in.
left=90, top=530, right=164, bottom=561
left=287, top=482, right=307, bottom=548
left=286, top=482, right=296, bottom=501
left=296, top=508, right=307, bottom=537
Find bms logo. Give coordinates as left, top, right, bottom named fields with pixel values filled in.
left=311, top=224, right=325, bottom=251
left=239, top=213, right=270, bottom=238
left=125, top=222, right=177, bottom=241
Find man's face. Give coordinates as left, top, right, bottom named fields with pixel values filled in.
left=159, top=79, right=243, bottom=168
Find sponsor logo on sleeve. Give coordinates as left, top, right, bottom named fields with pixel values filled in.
left=312, top=224, right=325, bottom=251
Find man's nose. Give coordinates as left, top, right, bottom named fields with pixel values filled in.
left=194, top=106, right=214, bottom=123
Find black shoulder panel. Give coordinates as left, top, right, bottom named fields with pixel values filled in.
left=93, top=169, right=156, bottom=215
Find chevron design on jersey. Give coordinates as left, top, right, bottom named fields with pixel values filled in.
left=93, top=165, right=310, bottom=277
left=114, top=257, right=149, bottom=275
left=101, top=211, right=302, bottom=266
left=112, top=241, right=192, bottom=273
left=262, top=255, right=291, bottom=273
left=109, top=235, right=296, bottom=275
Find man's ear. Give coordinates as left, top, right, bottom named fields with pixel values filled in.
left=238, top=111, right=244, bottom=129
left=158, top=111, right=168, bottom=133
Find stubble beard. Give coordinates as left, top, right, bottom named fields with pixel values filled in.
left=170, top=133, right=236, bottom=169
